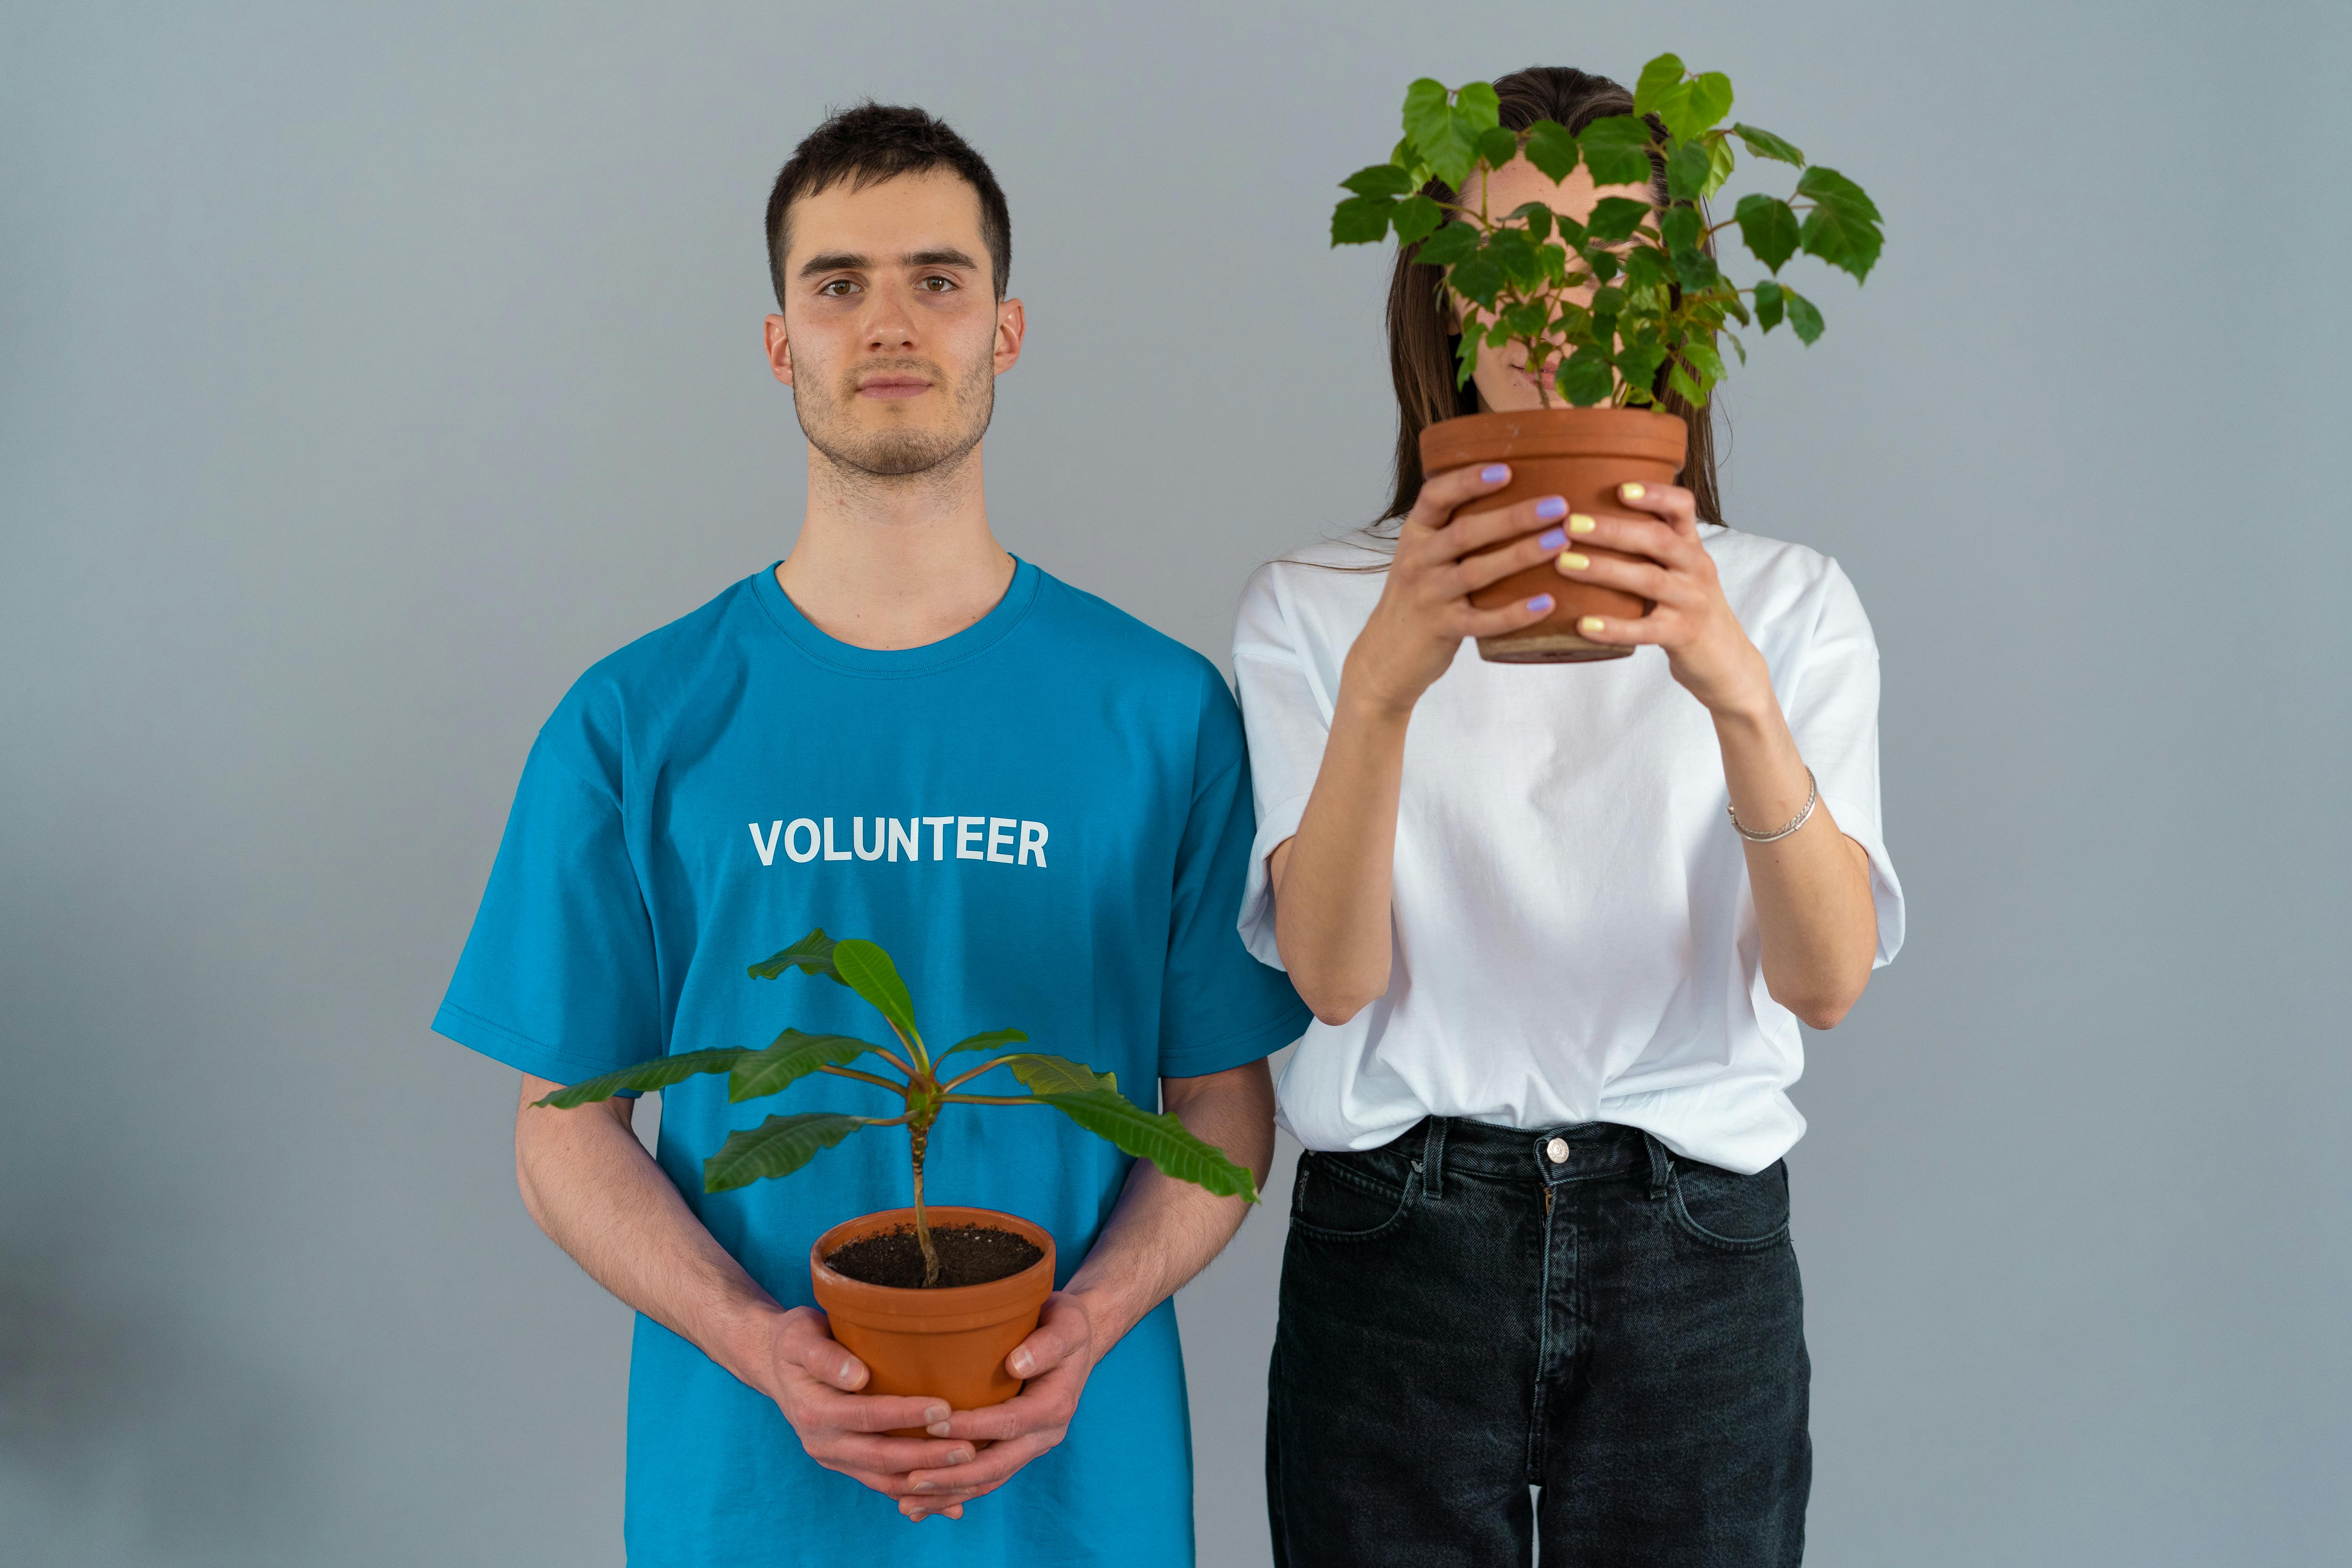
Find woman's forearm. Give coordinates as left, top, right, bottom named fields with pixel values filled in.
left=1270, top=675, right=1416, bottom=1024
left=1712, top=700, right=1880, bottom=1028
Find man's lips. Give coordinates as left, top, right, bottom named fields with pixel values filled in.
left=857, top=376, right=933, bottom=400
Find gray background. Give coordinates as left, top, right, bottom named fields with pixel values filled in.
left=3, top=2, right=2345, bottom=1564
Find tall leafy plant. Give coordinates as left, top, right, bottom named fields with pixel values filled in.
left=1331, top=54, right=1883, bottom=409
left=536, top=929, right=1258, bottom=1286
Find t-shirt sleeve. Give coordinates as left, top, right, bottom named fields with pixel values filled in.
left=431, top=685, right=664, bottom=1087
left=1229, top=564, right=1329, bottom=969
left=1155, top=663, right=1313, bottom=1078
left=1788, top=560, right=1906, bottom=967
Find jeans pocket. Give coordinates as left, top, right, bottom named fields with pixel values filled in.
left=1290, top=1150, right=1420, bottom=1241
left=1667, top=1158, right=1793, bottom=1252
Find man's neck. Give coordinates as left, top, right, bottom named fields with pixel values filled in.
left=774, top=444, right=1015, bottom=651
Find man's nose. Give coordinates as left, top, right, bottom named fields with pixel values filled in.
left=863, top=285, right=917, bottom=350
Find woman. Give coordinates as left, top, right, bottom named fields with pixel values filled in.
left=1236, top=66, right=1904, bottom=1566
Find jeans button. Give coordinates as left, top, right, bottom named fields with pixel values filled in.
left=1545, top=1137, right=1570, bottom=1164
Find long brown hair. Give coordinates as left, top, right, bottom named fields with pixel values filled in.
left=1379, top=65, right=1724, bottom=526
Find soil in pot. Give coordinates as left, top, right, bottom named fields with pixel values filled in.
left=1419, top=406, right=1690, bottom=664
left=809, top=1205, right=1057, bottom=1426
left=825, top=1224, right=1044, bottom=1290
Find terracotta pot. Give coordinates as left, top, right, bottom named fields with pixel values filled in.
left=809, top=1205, right=1055, bottom=1435
left=1419, top=407, right=1689, bottom=664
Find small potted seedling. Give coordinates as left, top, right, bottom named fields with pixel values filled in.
left=1332, top=53, right=1884, bottom=662
left=535, top=929, right=1258, bottom=1419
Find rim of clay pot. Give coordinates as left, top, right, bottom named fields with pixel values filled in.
left=810, top=1206, right=1056, bottom=1334
left=1419, top=405, right=1687, bottom=470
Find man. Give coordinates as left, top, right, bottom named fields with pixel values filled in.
left=432, top=103, right=1307, bottom=1564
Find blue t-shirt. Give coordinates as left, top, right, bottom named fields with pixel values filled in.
left=433, top=559, right=1307, bottom=1567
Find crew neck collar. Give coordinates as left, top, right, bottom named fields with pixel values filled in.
left=750, top=556, right=1042, bottom=677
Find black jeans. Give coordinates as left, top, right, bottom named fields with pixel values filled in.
left=1266, top=1118, right=1809, bottom=1567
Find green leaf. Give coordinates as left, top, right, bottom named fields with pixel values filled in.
left=1753, top=278, right=1786, bottom=332
left=1401, top=79, right=1452, bottom=155
left=1782, top=285, right=1825, bottom=343
left=1669, top=361, right=1705, bottom=405
left=830, top=938, right=918, bottom=1043
left=1475, top=125, right=1519, bottom=171
left=1672, top=245, right=1722, bottom=291
left=1505, top=201, right=1553, bottom=243
left=1685, top=73, right=1735, bottom=135
left=533, top=1049, right=748, bottom=1109
left=747, top=928, right=844, bottom=983
left=1453, top=324, right=1481, bottom=388
left=1585, top=196, right=1652, bottom=243
left=1341, top=164, right=1416, bottom=198
left=1664, top=140, right=1713, bottom=201
left=1036, top=1089, right=1259, bottom=1203
left=1557, top=347, right=1617, bottom=407
left=1412, top=222, right=1478, bottom=267
left=1732, top=123, right=1806, bottom=166
left=941, top=1027, right=1029, bottom=1057
left=1622, top=247, right=1672, bottom=292
left=702, top=1112, right=869, bottom=1193
left=1633, top=54, right=1687, bottom=116
left=1501, top=300, right=1549, bottom=338
left=1001, top=1053, right=1119, bottom=1096
left=1524, top=119, right=1580, bottom=183
left=1448, top=254, right=1504, bottom=309
left=1702, top=133, right=1737, bottom=198
left=1390, top=194, right=1443, bottom=245
left=1797, top=200, right=1882, bottom=281
left=1719, top=290, right=1752, bottom=327
left=1587, top=248, right=1620, bottom=284
left=1796, top=165, right=1882, bottom=221
left=1579, top=116, right=1657, bottom=186
left=1330, top=194, right=1395, bottom=246
left=1590, top=285, right=1627, bottom=316
left=1660, top=206, right=1702, bottom=253
left=1484, top=227, right=1540, bottom=285
left=1617, top=341, right=1669, bottom=397
left=730, top=1029, right=885, bottom=1102
left=1454, top=82, right=1501, bottom=134
left=1682, top=335, right=1728, bottom=385
left=1733, top=193, right=1801, bottom=273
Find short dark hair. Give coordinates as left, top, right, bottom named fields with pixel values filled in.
left=764, top=103, right=1012, bottom=307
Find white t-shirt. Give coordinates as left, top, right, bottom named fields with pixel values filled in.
left=1232, top=524, right=1906, bottom=1174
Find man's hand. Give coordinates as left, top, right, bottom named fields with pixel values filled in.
left=896, top=1293, right=1101, bottom=1520
left=741, top=1305, right=982, bottom=1520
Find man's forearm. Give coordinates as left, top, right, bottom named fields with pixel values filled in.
left=1056, top=1060, right=1278, bottom=1354
left=514, top=1075, right=785, bottom=1389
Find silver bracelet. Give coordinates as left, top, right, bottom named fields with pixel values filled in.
left=1728, top=767, right=1817, bottom=843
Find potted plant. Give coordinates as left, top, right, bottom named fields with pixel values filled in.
left=534, top=929, right=1258, bottom=1421
left=1331, top=53, right=1884, bottom=662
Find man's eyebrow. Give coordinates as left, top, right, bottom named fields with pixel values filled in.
left=796, top=247, right=980, bottom=279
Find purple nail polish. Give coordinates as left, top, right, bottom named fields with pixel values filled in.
left=1538, top=528, right=1566, bottom=550
left=1528, top=594, right=1555, bottom=613
left=1481, top=464, right=1509, bottom=483
left=1535, top=496, right=1567, bottom=521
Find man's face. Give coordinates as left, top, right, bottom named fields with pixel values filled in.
left=765, top=170, right=1023, bottom=480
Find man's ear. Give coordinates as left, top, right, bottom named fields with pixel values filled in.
left=993, top=297, right=1025, bottom=376
left=764, top=314, right=794, bottom=388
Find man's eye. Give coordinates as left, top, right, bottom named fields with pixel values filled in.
left=818, top=279, right=858, bottom=297
left=917, top=275, right=955, bottom=292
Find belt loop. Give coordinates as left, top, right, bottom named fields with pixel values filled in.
left=1421, top=1117, right=1447, bottom=1200
left=1643, top=1132, right=1672, bottom=1200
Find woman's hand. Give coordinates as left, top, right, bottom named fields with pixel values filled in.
left=1554, top=481, right=1774, bottom=719
left=1345, top=462, right=1577, bottom=715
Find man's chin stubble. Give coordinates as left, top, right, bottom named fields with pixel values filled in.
left=800, top=385, right=993, bottom=485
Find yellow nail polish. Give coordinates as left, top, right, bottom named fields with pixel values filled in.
left=1580, top=616, right=1606, bottom=634
left=1555, top=552, right=1590, bottom=572
left=1620, top=483, right=1645, bottom=500
left=1567, top=514, right=1596, bottom=534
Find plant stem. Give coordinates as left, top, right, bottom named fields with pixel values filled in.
left=908, top=1118, right=940, bottom=1287
left=940, top=1093, right=1048, bottom=1105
